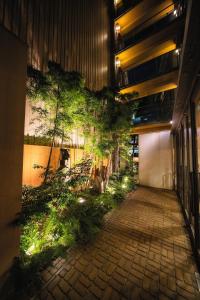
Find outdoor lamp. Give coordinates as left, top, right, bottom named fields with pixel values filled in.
left=115, top=23, right=121, bottom=34
left=175, top=48, right=180, bottom=55
left=115, top=57, right=121, bottom=68
left=114, top=0, right=120, bottom=6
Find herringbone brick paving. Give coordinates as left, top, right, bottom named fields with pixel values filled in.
left=35, top=187, right=200, bottom=299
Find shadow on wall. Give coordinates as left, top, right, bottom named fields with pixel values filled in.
left=23, top=145, right=84, bottom=186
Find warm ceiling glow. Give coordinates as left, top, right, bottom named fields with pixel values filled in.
left=115, top=0, right=174, bottom=36
left=120, top=71, right=178, bottom=99
left=116, top=40, right=176, bottom=70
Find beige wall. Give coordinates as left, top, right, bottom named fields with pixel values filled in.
left=0, top=26, right=27, bottom=277
left=23, top=145, right=60, bottom=186
left=139, top=130, right=173, bottom=189
left=23, top=145, right=85, bottom=186
left=0, top=0, right=110, bottom=90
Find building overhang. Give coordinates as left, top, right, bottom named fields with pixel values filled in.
left=115, top=17, right=183, bottom=71
left=115, top=0, right=174, bottom=36
left=120, top=70, right=178, bottom=100
left=132, top=122, right=172, bottom=134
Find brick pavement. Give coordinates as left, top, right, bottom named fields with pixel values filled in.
left=35, top=187, right=200, bottom=299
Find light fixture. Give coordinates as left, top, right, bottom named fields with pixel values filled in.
left=173, top=9, right=178, bottom=16
left=170, top=120, right=173, bottom=124
left=115, top=23, right=121, bottom=34
left=114, top=0, right=119, bottom=6
left=78, top=197, right=86, bottom=203
left=175, top=48, right=180, bottom=55
left=124, top=176, right=128, bottom=182
left=115, top=57, right=121, bottom=68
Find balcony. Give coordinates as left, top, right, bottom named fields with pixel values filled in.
left=115, top=12, right=177, bottom=52
left=119, top=70, right=178, bottom=100
left=115, top=0, right=174, bottom=36
left=117, top=50, right=179, bottom=88
left=133, top=90, right=174, bottom=125
left=115, top=17, right=183, bottom=71
left=114, top=0, right=141, bottom=19
left=131, top=90, right=174, bottom=133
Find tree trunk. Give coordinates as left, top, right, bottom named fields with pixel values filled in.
left=112, top=134, right=120, bottom=173
left=43, top=100, right=59, bottom=183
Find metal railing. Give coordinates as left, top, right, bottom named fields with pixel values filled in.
left=117, top=50, right=179, bottom=88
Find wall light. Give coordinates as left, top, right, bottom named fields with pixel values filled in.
left=115, top=23, right=121, bottom=34
left=170, top=120, right=173, bottom=124
left=115, top=57, right=121, bottom=68
left=175, top=48, right=180, bottom=55
left=78, top=197, right=86, bottom=203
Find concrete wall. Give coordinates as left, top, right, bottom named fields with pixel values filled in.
left=139, top=130, right=173, bottom=189
left=0, top=26, right=27, bottom=277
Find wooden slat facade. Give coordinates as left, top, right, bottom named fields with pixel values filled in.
left=0, top=0, right=110, bottom=90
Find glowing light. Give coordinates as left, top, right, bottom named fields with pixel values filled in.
left=175, top=48, right=180, bottom=55
left=107, top=186, right=115, bottom=194
left=115, top=57, right=121, bottom=68
left=115, top=23, right=121, bottom=34
left=114, top=0, right=120, bottom=6
left=173, top=9, right=178, bottom=16
left=170, top=120, right=173, bottom=124
left=124, top=176, right=128, bottom=182
left=78, top=197, right=86, bottom=203
left=26, top=244, right=36, bottom=256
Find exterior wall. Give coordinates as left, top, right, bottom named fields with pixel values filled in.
left=139, top=130, right=173, bottom=189
left=0, top=26, right=27, bottom=277
left=0, top=0, right=110, bottom=90
left=23, top=145, right=85, bottom=186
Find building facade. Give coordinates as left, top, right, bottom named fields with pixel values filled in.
left=114, top=0, right=200, bottom=266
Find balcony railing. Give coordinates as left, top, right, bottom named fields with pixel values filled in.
left=132, top=90, right=175, bottom=126
left=116, top=50, right=179, bottom=88
left=115, top=12, right=178, bottom=52
left=115, top=0, right=186, bottom=52
left=115, top=0, right=141, bottom=19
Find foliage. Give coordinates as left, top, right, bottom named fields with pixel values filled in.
left=15, top=62, right=139, bottom=295
left=18, top=162, right=135, bottom=279
left=27, top=62, right=138, bottom=162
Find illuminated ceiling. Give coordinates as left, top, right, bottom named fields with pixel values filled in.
left=132, top=122, right=172, bottom=134
left=115, top=0, right=174, bottom=36
left=115, top=18, right=183, bottom=70
left=120, top=70, right=178, bottom=99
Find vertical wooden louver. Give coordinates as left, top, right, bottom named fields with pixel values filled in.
left=0, top=0, right=110, bottom=90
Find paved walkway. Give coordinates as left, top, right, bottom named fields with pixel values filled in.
left=36, top=187, right=199, bottom=299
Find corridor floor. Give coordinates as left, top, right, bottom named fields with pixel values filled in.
left=36, top=187, right=199, bottom=300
